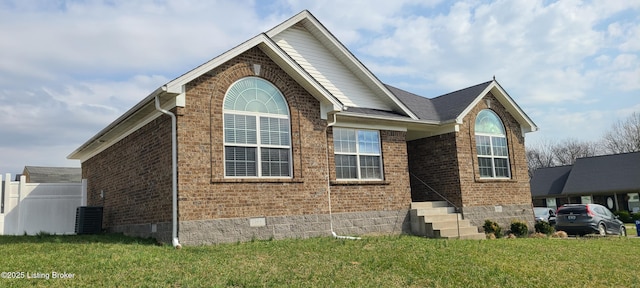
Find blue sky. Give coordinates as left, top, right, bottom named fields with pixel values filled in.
left=0, top=0, right=639, bottom=174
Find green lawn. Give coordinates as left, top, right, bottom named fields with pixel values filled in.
left=627, top=223, right=638, bottom=236
left=1, top=233, right=639, bottom=287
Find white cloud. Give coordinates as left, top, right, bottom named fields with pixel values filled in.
left=526, top=107, right=610, bottom=145
left=0, top=0, right=273, bottom=78
left=0, top=0, right=638, bottom=173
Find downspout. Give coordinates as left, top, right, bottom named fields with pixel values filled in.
left=155, top=94, right=182, bottom=249
left=325, top=112, right=360, bottom=240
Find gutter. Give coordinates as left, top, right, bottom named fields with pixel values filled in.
left=154, top=93, right=182, bottom=249
left=325, top=111, right=360, bottom=240
left=68, top=87, right=166, bottom=159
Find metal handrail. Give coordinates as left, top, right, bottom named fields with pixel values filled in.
left=410, top=172, right=462, bottom=239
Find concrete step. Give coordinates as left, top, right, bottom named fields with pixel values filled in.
left=422, top=214, right=462, bottom=222
left=409, top=201, right=485, bottom=240
left=427, top=219, right=473, bottom=230
left=411, top=201, right=449, bottom=209
left=413, top=206, right=457, bottom=216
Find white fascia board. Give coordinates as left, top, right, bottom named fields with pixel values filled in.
left=268, top=10, right=419, bottom=120
left=162, top=32, right=342, bottom=113
left=68, top=92, right=177, bottom=161
left=72, top=110, right=165, bottom=163
left=455, top=81, right=538, bottom=133
left=334, top=114, right=408, bottom=132
left=455, top=83, right=495, bottom=125
left=68, top=87, right=166, bottom=160
left=265, top=10, right=311, bottom=37
left=259, top=37, right=343, bottom=111
left=163, top=35, right=268, bottom=94
left=338, top=111, right=438, bottom=126
left=336, top=112, right=442, bottom=134
left=491, top=83, right=538, bottom=133
left=307, top=19, right=419, bottom=120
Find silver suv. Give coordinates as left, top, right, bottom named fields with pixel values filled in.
left=555, top=204, right=626, bottom=236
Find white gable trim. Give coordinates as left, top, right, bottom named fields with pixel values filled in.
left=69, top=32, right=346, bottom=160
left=455, top=81, right=538, bottom=133
left=163, top=34, right=342, bottom=113
left=267, top=10, right=418, bottom=120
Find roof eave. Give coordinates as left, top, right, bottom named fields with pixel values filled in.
left=338, top=111, right=439, bottom=125
left=69, top=31, right=346, bottom=161
left=455, top=80, right=538, bottom=133
left=163, top=33, right=343, bottom=110
left=67, top=87, right=168, bottom=160
left=268, top=10, right=419, bottom=120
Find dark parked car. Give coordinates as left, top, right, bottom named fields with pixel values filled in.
left=534, top=207, right=556, bottom=226
left=555, top=204, right=626, bottom=236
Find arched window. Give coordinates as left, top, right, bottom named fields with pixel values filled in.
left=475, top=109, right=510, bottom=178
left=223, top=77, right=291, bottom=177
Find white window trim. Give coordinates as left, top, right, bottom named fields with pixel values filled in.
left=334, top=128, right=384, bottom=181
left=223, top=108, right=292, bottom=179
left=476, top=132, right=511, bottom=179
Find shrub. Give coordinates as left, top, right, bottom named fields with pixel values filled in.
left=551, top=231, right=568, bottom=238
left=535, top=220, right=555, bottom=235
left=530, top=232, right=548, bottom=239
left=614, top=210, right=632, bottom=223
left=483, top=219, right=502, bottom=238
left=510, top=220, right=529, bottom=238
left=633, top=212, right=640, bottom=222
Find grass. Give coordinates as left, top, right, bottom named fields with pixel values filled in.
left=626, top=223, right=638, bottom=236
left=0, top=233, right=639, bottom=287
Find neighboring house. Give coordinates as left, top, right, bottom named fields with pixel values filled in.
left=22, top=166, right=82, bottom=183
left=531, top=152, right=640, bottom=213
left=68, top=10, right=537, bottom=245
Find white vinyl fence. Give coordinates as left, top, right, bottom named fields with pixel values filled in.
left=0, top=173, right=86, bottom=235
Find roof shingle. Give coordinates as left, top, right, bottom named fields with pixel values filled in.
left=562, top=152, right=640, bottom=195
left=384, top=81, right=493, bottom=122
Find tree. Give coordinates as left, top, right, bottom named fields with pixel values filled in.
left=526, top=140, right=555, bottom=177
left=526, top=138, right=600, bottom=177
left=602, top=112, right=640, bottom=154
left=526, top=112, right=639, bottom=176
left=551, top=138, right=600, bottom=166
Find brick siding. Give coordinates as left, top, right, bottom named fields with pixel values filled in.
left=83, top=47, right=412, bottom=244
left=408, top=92, right=535, bottom=229
left=83, top=116, right=173, bottom=230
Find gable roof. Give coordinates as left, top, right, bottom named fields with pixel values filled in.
left=266, top=11, right=418, bottom=119
left=530, top=152, right=640, bottom=198
left=68, top=10, right=537, bottom=162
left=22, top=166, right=81, bottom=183
left=431, top=81, right=494, bottom=122
left=385, top=84, right=439, bottom=121
left=164, top=33, right=343, bottom=111
left=69, top=10, right=422, bottom=162
left=388, top=80, right=537, bottom=133
left=530, top=165, right=573, bottom=197
left=562, top=152, right=640, bottom=195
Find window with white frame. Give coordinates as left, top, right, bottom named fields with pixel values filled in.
left=223, top=77, right=291, bottom=178
left=333, top=128, right=383, bottom=180
left=475, top=109, right=510, bottom=178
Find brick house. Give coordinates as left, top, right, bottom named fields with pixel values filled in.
left=68, top=10, right=537, bottom=245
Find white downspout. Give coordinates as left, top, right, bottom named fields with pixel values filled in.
left=325, top=112, right=360, bottom=240
left=154, top=94, right=182, bottom=249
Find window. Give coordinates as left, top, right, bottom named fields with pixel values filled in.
left=475, top=109, right=510, bottom=178
left=333, top=128, right=382, bottom=180
left=223, top=77, right=291, bottom=178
